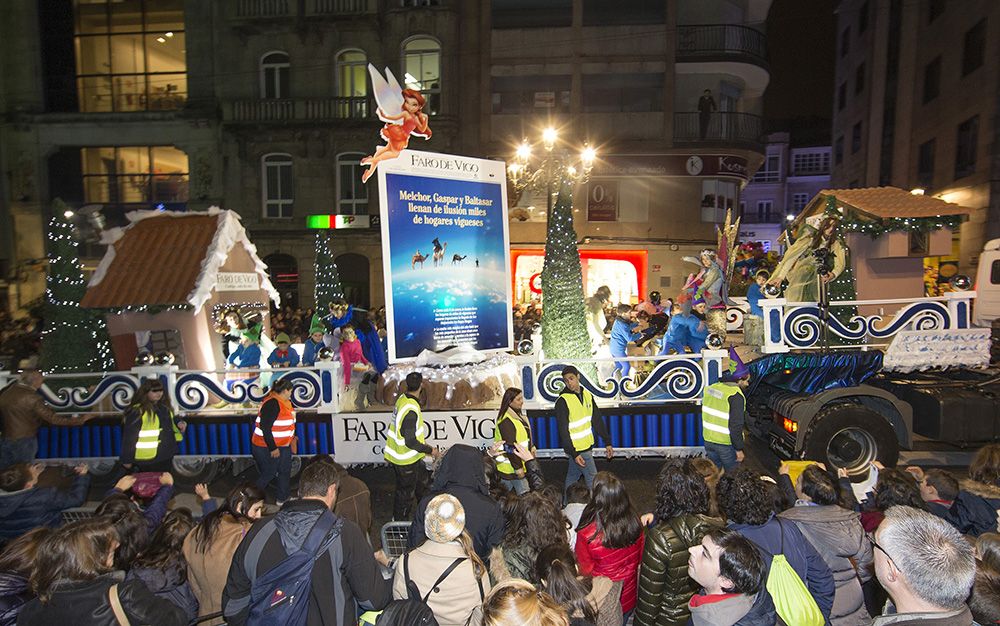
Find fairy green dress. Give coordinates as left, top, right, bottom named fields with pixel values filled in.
left=771, top=223, right=848, bottom=302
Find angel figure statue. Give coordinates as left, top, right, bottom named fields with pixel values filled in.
left=361, top=65, right=432, bottom=183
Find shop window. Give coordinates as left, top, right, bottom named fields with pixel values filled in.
left=73, top=0, right=186, bottom=112
left=954, top=115, right=978, bottom=180
left=962, top=19, right=986, bottom=77
left=335, top=49, right=368, bottom=118
left=917, top=139, right=935, bottom=188
left=262, top=153, right=294, bottom=219
left=922, top=56, right=941, bottom=104
left=492, top=0, right=571, bottom=28
left=337, top=153, right=368, bottom=216
left=261, top=51, right=290, bottom=100
left=80, top=146, right=188, bottom=224
left=581, top=73, right=664, bottom=113
left=854, top=62, right=865, bottom=94
left=402, top=36, right=440, bottom=115
left=852, top=122, right=862, bottom=154
left=491, top=75, right=571, bottom=114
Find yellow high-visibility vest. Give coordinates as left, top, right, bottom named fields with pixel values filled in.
left=383, top=394, right=425, bottom=466
left=133, top=407, right=181, bottom=461
left=493, top=408, right=531, bottom=476
left=701, top=382, right=745, bottom=445
left=561, top=389, right=596, bottom=452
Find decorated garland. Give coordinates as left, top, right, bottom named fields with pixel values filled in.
left=821, top=195, right=963, bottom=239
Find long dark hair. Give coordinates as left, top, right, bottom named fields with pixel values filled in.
left=94, top=494, right=149, bottom=570
left=133, top=508, right=193, bottom=573
left=874, top=468, right=928, bottom=512
left=503, top=492, right=570, bottom=573
left=654, top=459, right=710, bottom=521
left=577, top=472, right=642, bottom=549
left=810, top=216, right=840, bottom=249
left=0, top=527, right=52, bottom=577
left=535, top=543, right=596, bottom=623
left=130, top=378, right=173, bottom=415
left=497, top=387, right=523, bottom=421
left=191, top=482, right=266, bottom=553
left=31, top=518, right=118, bottom=602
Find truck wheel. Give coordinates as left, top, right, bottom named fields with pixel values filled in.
left=172, top=457, right=221, bottom=484
left=803, top=405, right=899, bottom=474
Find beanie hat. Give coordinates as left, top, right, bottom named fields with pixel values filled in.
left=424, top=493, right=465, bottom=543
left=275, top=332, right=290, bottom=344
left=309, top=315, right=326, bottom=336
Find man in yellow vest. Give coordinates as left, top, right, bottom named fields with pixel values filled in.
left=701, top=348, right=750, bottom=470
left=384, top=372, right=438, bottom=520
left=556, top=365, right=613, bottom=495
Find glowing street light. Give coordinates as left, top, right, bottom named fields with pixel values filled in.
left=542, top=127, right=558, bottom=151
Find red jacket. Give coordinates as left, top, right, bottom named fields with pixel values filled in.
left=575, top=520, right=645, bottom=613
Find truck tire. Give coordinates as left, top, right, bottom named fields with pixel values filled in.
left=172, top=457, right=222, bottom=484
left=803, top=404, right=899, bottom=474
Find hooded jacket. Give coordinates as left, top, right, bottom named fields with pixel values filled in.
left=0, top=573, right=31, bottom=626
left=223, top=499, right=391, bottom=626
left=778, top=504, right=872, bottom=626
left=946, top=479, right=1000, bottom=537
left=0, top=474, right=90, bottom=541
left=634, top=513, right=724, bottom=626
left=407, top=445, right=504, bottom=561
left=686, top=590, right=778, bottom=626
left=125, top=560, right=198, bottom=622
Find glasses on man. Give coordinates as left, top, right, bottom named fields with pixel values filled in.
left=866, top=531, right=896, bottom=566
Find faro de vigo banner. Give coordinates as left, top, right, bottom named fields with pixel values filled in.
left=377, top=150, right=513, bottom=362
left=333, top=411, right=497, bottom=464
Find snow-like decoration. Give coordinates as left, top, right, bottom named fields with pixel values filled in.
left=381, top=352, right=519, bottom=407
left=882, top=328, right=991, bottom=372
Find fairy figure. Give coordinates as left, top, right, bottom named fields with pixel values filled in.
left=361, top=65, right=432, bottom=183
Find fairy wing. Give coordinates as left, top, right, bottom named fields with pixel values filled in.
left=368, top=64, right=405, bottom=123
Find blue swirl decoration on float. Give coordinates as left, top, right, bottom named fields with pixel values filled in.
left=783, top=305, right=868, bottom=348
left=40, top=375, right=140, bottom=412
left=865, top=300, right=950, bottom=338
left=271, top=371, right=322, bottom=409
left=174, top=373, right=267, bottom=411
left=535, top=358, right=705, bottom=402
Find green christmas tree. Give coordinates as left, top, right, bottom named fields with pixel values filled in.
left=313, top=232, right=344, bottom=310
left=540, top=182, right=592, bottom=362
left=39, top=199, right=115, bottom=373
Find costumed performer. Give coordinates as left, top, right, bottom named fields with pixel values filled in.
left=695, top=249, right=728, bottom=338
left=301, top=315, right=327, bottom=367
left=743, top=270, right=769, bottom=347
left=609, top=304, right=643, bottom=378
left=214, top=308, right=245, bottom=359
left=585, top=285, right=612, bottom=354
left=769, top=214, right=847, bottom=302
left=324, top=298, right=388, bottom=374
left=227, top=323, right=262, bottom=391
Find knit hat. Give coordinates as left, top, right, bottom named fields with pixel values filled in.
left=309, top=315, right=326, bottom=336
left=424, top=493, right=466, bottom=543
left=274, top=332, right=290, bottom=345
left=242, top=323, right=262, bottom=343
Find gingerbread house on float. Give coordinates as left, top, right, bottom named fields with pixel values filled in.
left=81, top=207, right=279, bottom=370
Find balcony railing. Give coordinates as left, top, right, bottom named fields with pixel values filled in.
left=235, top=0, right=290, bottom=18
left=232, top=0, right=374, bottom=18
left=673, top=112, right=764, bottom=151
left=226, top=97, right=370, bottom=122
left=676, top=24, right=768, bottom=67
left=312, top=0, right=373, bottom=14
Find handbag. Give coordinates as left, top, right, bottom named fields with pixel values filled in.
left=108, top=583, right=131, bottom=626
left=129, top=472, right=163, bottom=499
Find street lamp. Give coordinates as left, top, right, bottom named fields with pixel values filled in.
left=506, top=128, right=596, bottom=215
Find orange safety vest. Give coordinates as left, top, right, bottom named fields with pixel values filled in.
left=252, top=393, right=296, bottom=448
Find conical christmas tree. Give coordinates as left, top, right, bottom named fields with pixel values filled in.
left=313, top=232, right=344, bottom=310
left=39, top=199, right=115, bottom=373
left=540, top=182, right=592, bottom=361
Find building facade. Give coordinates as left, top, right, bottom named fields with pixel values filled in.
left=1, top=0, right=771, bottom=315
left=831, top=0, right=1000, bottom=271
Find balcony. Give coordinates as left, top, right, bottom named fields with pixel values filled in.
left=231, top=0, right=374, bottom=20
left=676, top=24, right=768, bottom=68
left=673, top=112, right=764, bottom=153
left=225, top=98, right=370, bottom=123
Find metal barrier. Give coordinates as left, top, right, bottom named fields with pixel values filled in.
left=380, top=521, right=412, bottom=559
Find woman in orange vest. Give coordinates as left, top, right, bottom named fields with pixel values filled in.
left=251, top=378, right=297, bottom=505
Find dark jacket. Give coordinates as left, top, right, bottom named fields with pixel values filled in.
left=0, top=382, right=75, bottom=441
left=223, top=499, right=391, bottom=626
left=730, top=516, right=836, bottom=621
left=946, top=480, right=1000, bottom=537
left=778, top=504, right=872, bottom=626
left=0, top=573, right=32, bottom=626
left=634, top=514, right=723, bottom=626
left=555, top=390, right=612, bottom=459
left=125, top=560, right=198, bottom=622
left=16, top=571, right=187, bottom=626
left=408, top=445, right=504, bottom=561
left=104, top=483, right=174, bottom=536
left=870, top=604, right=973, bottom=625
left=0, top=474, right=90, bottom=541
left=686, top=590, right=778, bottom=626
left=119, top=404, right=181, bottom=466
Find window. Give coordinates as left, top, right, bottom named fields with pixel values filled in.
left=792, top=152, right=831, bottom=175
left=854, top=63, right=865, bottom=94
left=337, top=153, right=368, bottom=215
left=335, top=49, right=368, bottom=118
left=858, top=1, right=869, bottom=32
left=81, top=146, right=188, bottom=207
left=991, top=260, right=1000, bottom=285
left=917, top=139, right=935, bottom=188
left=835, top=136, right=844, bottom=164
left=261, top=52, right=290, bottom=99
left=752, top=155, right=781, bottom=183
left=954, top=115, right=979, bottom=179
left=852, top=122, right=862, bottom=153
left=928, top=0, right=945, bottom=24
left=583, top=0, right=664, bottom=26
left=922, top=56, right=941, bottom=103
left=793, top=194, right=809, bottom=211
left=840, top=27, right=850, bottom=57
left=72, top=0, right=186, bottom=112
left=262, top=153, right=294, bottom=219
left=402, top=0, right=439, bottom=5
left=402, top=37, right=441, bottom=115
left=837, top=82, right=847, bottom=111
left=581, top=73, right=664, bottom=113
left=756, top=200, right=773, bottom=222
left=492, top=0, right=571, bottom=28
left=492, top=75, right=570, bottom=114
left=962, top=19, right=986, bottom=76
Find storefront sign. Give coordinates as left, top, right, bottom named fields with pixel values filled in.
left=591, top=154, right=750, bottom=181
left=377, top=150, right=513, bottom=361
left=216, top=272, right=259, bottom=292
left=587, top=180, right=619, bottom=221
left=306, top=214, right=371, bottom=229
left=333, top=410, right=496, bottom=464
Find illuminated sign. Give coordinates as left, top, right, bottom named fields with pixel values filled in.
left=306, top=215, right=372, bottom=229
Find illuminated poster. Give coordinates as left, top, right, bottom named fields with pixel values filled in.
left=377, top=150, right=512, bottom=361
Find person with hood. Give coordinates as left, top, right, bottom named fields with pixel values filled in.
left=945, top=443, right=1000, bottom=536
left=223, top=459, right=391, bottom=625
left=0, top=462, right=90, bottom=541
left=301, top=315, right=328, bottom=367
left=407, top=444, right=505, bottom=562
left=0, top=528, right=50, bottom=626
left=778, top=463, right=872, bottom=626
left=685, top=528, right=776, bottom=626
left=125, top=508, right=198, bottom=622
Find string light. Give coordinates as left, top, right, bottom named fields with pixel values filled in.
left=314, top=232, right=344, bottom=310
left=821, top=194, right=963, bottom=239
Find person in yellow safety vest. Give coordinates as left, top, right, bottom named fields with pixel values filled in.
left=120, top=378, right=186, bottom=474
left=384, top=372, right=439, bottom=520
left=555, top=365, right=613, bottom=496
left=701, top=348, right=751, bottom=471
left=491, top=387, right=538, bottom=495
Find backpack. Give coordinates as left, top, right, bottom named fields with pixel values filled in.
left=245, top=509, right=337, bottom=625
left=373, top=551, right=484, bottom=626
left=754, top=519, right=824, bottom=626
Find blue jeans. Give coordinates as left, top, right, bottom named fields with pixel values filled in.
left=0, top=437, right=38, bottom=469
left=565, top=449, right=598, bottom=494
left=704, top=441, right=738, bottom=471
left=502, top=477, right=530, bottom=495
left=252, top=445, right=292, bottom=503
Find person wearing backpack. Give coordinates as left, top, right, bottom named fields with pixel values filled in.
left=685, top=528, right=776, bottom=626
left=717, top=467, right=834, bottom=625
left=389, top=493, right=490, bottom=625
left=222, top=460, right=391, bottom=625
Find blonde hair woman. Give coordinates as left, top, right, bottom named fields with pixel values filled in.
left=481, top=579, right=569, bottom=626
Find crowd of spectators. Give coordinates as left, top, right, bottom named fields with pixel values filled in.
left=0, top=311, right=41, bottom=370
